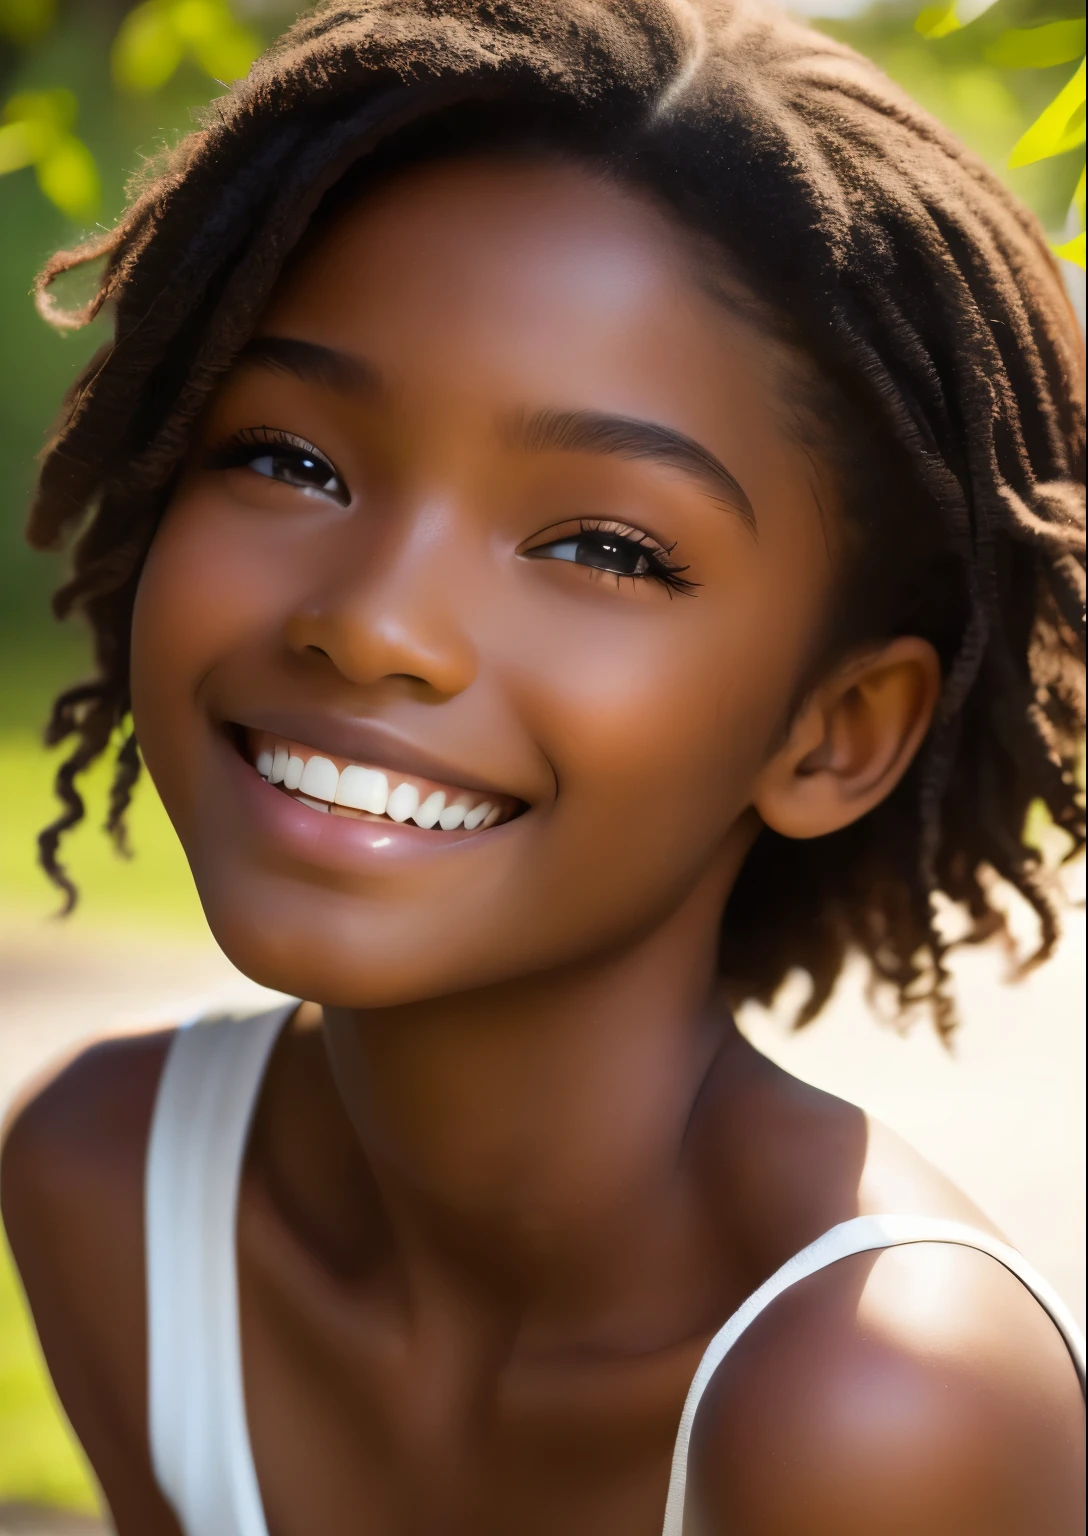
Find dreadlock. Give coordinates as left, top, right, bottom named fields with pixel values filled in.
left=26, top=0, right=1085, bottom=1035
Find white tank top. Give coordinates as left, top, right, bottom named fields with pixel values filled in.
left=145, top=1006, right=1087, bottom=1536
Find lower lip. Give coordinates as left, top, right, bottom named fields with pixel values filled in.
left=218, top=734, right=508, bottom=876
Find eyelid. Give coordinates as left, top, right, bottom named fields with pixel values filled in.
left=209, top=425, right=329, bottom=455
left=517, top=515, right=671, bottom=559
left=205, top=425, right=350, bottom=504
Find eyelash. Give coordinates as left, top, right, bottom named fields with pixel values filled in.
left=526, top=518, right=698, bottom=596
left=206, top=427, right=349, bottom=504
left=208, top=433, right=696, bottom=595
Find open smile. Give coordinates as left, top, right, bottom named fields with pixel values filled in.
left=245, top=730, right=522, bottom=834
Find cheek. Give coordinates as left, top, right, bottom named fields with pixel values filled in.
left=504, top=567, right=812, bottom=898
left=134, top=487, right=286, bottom=657
left=130, top=492, right=283, bottom=830
left=127, top=476, right=823, bottom=1002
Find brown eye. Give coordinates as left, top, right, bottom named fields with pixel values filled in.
left=247, top=447, right=345, bottom=501
left=526, top=531, right=652, bottom=577
left=208, top=429, right=350, bottom=505
left=522, top=522, right=697, bottom=595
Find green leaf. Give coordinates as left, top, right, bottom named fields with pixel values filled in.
left=111, top=1, right=259, bottom=96
left=0, top=87, right=73, bottom=175
left=193, top=22, right=260, bottom=83
left=1008, top=59, right=1086, bottom=168
left=0, top=0, right=57, bottom=46
left=34, top=132, right=100, bottom=220
left=915, top=0, right=998, bottom=41
left=111, top=2, right=184, bottom=95
left=916, top=6, right=961, bottom=40
left=1052, top=231, right=1085, bottom=268
left=170, top=1, right=260, bottom=86
left=986, top=22, right=1087, bottom=71
left=1074, top=163, right=1086, bottom=223
left=0, top=117, right=53, bottom=175
left=170, top=0, right=230, bottom=45
left=3, top=87, right=76, bottom=131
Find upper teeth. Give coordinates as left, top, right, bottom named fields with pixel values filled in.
left=337, top=764, right=389, bottom=814
left=300, top=755, right=339, bottom=803
left=386, top=782, right=419, bottom=822
left=254, top=740, right=501, bottom=831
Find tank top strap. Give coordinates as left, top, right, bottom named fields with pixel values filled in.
left=145, top=1034, right=1086, bottom=1536
left=660, top=1212, right=1088, bottom=1536
left=145, top=1003, right=294, bottom=1536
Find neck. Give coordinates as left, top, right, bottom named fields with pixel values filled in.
left=318, top=863, right=750, bottom=1337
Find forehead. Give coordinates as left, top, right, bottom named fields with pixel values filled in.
left=249, top=155, right=832, bottom=573
left=261, top=157, right=790, bottom=431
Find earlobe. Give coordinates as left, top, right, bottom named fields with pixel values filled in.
left=754, top=637, right=942, bottom=840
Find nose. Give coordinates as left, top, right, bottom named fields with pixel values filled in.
left=283, top=510, right=479, bottom=699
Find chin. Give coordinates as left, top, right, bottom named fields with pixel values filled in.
left=192, top=877, right=512, bottom=1009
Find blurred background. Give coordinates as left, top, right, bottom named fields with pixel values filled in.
left=0, top=0, right=1084, bottom=1526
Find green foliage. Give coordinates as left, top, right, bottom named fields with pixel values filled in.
left=0, top=86, right=99, bottom=218
left=985, top=19, right=1085, bottom=68
left=1, top=2, right=262, bottom=222
left=1055, top=229, right=1086, bottom=261
left=112, top=0, right=261, bottom=95
left=0, top=0, right=56, bottom=47
left=912, top=1, right=1086, bottom=267
left=1009, top=56, right=1085, bottom=166
left=1057, top=160, right=1088, bottom=258
left=915, top=0, right=1000, bottom=41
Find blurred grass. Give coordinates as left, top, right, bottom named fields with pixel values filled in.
left=0, top=724, right=206, bottom=929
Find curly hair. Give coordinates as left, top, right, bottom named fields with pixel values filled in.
left=27, top=0, right=1085, bottom=1035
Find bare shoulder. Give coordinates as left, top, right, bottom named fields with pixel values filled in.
left=1, top=1028, right=183, bottom=1535
left=688, top=1237, right=1085, bottom=1536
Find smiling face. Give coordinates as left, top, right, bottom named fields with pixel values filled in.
left=131, top=156, right=845, bottom=1007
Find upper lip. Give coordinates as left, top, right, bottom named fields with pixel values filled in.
left=227, top=709, right=522, bottom=802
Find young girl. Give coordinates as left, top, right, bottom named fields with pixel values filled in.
left=2, top=2, right=1085, bottom=1532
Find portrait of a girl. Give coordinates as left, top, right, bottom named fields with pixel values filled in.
left=2, top=2, right=1085, bottom=1532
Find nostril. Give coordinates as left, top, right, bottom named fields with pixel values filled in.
left=305, top=644, right=331, bottom=659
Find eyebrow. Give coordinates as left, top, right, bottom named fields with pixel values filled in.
left=507, top=408, right=755, bottom=531
left=236, top=339, right=754, bottom=529
left=236, top=335, right=384, bottom=396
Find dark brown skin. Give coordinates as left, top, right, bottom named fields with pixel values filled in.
left=3, top=159, right=1084, bottom=1535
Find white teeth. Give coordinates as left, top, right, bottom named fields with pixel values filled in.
left=386, top=782, right=420, bottom=823
left=261, top=737, right=508, bottom=832
left=413, top=790, right=445, bottom=828
left=335, top=765, right=389, bottom=815
left=299, top=755, right=339, bottom=803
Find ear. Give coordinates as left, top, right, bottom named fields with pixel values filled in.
left=753, top=637, right=941, bottom=840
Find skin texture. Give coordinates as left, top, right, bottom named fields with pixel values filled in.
left=2, top=159, right=1084, bottom=1535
